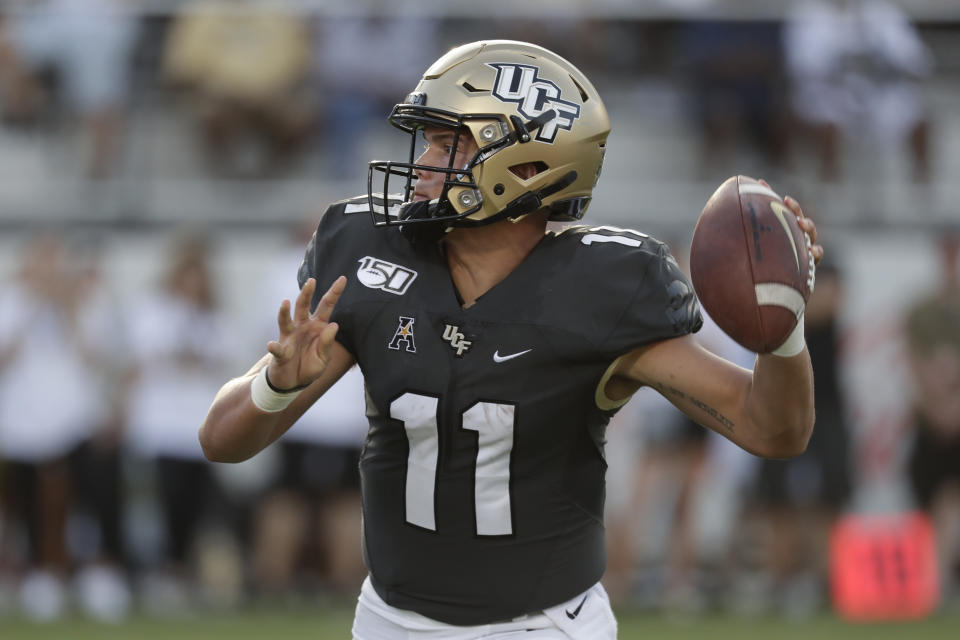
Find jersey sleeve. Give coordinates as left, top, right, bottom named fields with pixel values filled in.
left=296, top=226, right=319, bottom=291
left=602, top=241, right=702, bottom=356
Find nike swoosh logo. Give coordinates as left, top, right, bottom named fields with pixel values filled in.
left=565, top=594, right=588, bottom=620
left=492, top=349, right=532, bottom=363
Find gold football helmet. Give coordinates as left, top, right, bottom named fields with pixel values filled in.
left=367, top=40, right=610, bottom=231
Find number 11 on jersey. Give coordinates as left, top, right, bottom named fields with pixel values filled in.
left=391, top=392, right=516, bottom=536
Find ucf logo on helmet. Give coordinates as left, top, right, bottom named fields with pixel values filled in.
left=487, top=63, right=581, bottom=143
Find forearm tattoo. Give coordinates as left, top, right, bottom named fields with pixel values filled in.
left=653, top=381, right=736, bottom=433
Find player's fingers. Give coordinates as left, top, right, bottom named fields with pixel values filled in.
left=267, top=340, right=290, bottom=361
left=314, top=322, right=339, bottom=358
left=783, top=195, right=805, bottom=220
left=800, top=216, right=818, bottom=245
left=293, top=278, right=316, bottom=324
left=321, top=321, right=339, bottom=342
left=311, top=275, right=347, bottom=323
left=784, top=194, right=818, bottom=243
left=276, top=299, right=293, bottom=335
left=792, top=206, right=817, bottom=245
left=812, top=243, right=825, bottom=265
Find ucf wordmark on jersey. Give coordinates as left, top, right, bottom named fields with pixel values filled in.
left=298, top=197, right=701, bottom=625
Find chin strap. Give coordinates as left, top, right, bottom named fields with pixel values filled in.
left=485, top=170, right=578, bottom=224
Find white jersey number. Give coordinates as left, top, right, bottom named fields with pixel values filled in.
left=390, top=392, right=515, bottom=536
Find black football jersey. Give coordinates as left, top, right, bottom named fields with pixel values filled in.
left=298, top=196, right=702, bottom=625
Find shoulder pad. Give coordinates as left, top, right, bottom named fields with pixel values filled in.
left=551, top=224, right=701, bottom=355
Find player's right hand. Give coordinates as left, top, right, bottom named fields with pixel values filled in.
left=265, top=276, right=345, bottom=391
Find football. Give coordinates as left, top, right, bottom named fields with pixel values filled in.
left=689, top=175, right=814, bottom=353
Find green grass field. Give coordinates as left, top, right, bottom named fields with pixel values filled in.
left=1, top=608, right=958, bottom=639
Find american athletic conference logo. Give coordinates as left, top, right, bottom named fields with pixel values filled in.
left=487, top=63, right=581, bottom=143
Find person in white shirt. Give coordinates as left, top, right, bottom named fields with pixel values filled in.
left=0, top=235, right=122, bottom=620
left=784, top=0, right=934, bottom=181
left=123, top=235, right=233, bottom=595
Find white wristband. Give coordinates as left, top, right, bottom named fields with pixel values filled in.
left=250, top=366, right=302, bottom=413
left=771, top=314, right=806, bottom=358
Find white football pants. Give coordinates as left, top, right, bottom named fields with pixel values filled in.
left=352, top=576, right=617, bottom=640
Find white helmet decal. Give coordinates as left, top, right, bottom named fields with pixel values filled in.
left=487, top=63, right=581, bottom=143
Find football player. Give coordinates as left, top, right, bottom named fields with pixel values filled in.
left=200, top=40, right=822, bottom=639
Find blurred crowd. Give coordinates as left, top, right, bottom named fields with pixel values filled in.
left=0, top=0, right=941, bottom=191
left=0, top=227, right=372, bottom=621
left=0, top=0, right=958, bottom=626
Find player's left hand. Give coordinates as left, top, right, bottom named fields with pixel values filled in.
left=266, top=276, right=346, bottom=390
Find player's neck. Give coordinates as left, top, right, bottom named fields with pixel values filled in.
left=443, top=212, right=548, bottom=309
